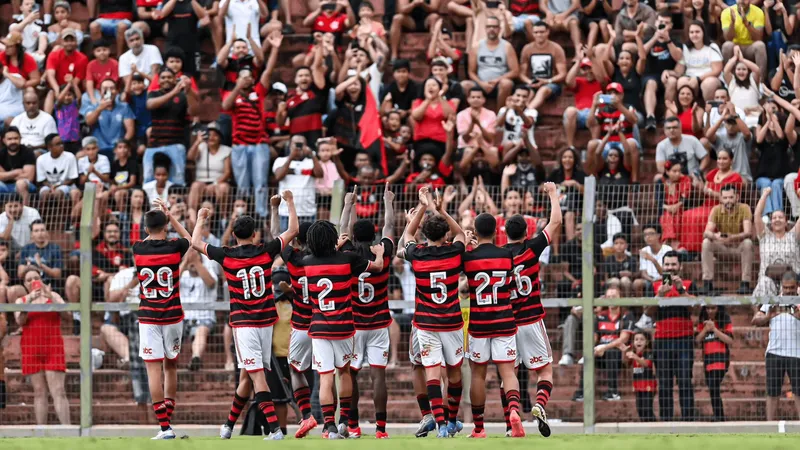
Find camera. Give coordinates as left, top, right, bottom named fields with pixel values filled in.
left=708, top=100, right=722, bottom=107
left=658, top=23, right=666, bottom=30
left=662, top=273, right=672, bottom=285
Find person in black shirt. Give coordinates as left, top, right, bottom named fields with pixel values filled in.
left=380, top=59, right=419, bottom=121
left=639, top=12, right=683, bottom=131
left=109, top=140, right=138, bottom=213
left=159, top=0, right=209, bottom=76
left=603, top=233, right=638, bottom=296
left=0, top=126, right=36, bottom=204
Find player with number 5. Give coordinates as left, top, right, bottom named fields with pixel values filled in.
left=191, top=191, right=299, bottom=441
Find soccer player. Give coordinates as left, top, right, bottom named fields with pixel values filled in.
left=301, top=220, right=386, bottom=439
left=463, top=213, right=524, bottom=438
left=401, top=186, right=467, bottom=438
left=339, top=184, right=395, bottom=439
left=503, top=181, right=562, bottom=437
left=193, top=192, right=299, bottom=440
left=281, top=221, right=318, bottom=438
left=132, top=198, right=192, bottom=440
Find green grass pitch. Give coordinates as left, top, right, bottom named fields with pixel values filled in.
left=1, top=435, right=799, bottom=450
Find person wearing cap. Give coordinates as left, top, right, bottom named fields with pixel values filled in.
left=44, top=28, right=88, bottom=114
left=9, top=0, right=47, bottom=65
left=47, top=1, right=85, bottom=47
left=465, top=15, right=519, bottom=110
left=85, top=78, right=136, bottom=157
left=426, top=20, right=463, bottom=75
left=0, top=31, right=41, bottom=89
left=390, top=0, right=441, bottom=61
left=586, top=82, right=641, bottom=182
left=186, top=122, right=232, bottom=213
left=563, top=47, right=603, bottom=152
left=10, top=91, right=57, bottom=151
left=519, top=21, right=567, bottom=113
left=88, top=0, right=136, bottom=57
left=85, top=40, right=119, bottom=105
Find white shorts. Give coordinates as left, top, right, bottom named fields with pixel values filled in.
left=289, top=328, right=312, bottom=372
left=409, top=325, right=423, bottom=366
left=139, top=322, right=183, bottom=361
left=352, top=327, right=390, bottom=370
left=312, top=337, right=355, bottom=374
left=516, top=321, right=553, bottom=370
left=468, top=334, right=518, bottom=365
left=233, top=326, right=273, bottom=372
left=417, top=328, right=464, bottom=368
left=39, top=184, right=77, bottom=196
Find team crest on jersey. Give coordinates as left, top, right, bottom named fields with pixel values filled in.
left=455, top=347, right=463, bottom=356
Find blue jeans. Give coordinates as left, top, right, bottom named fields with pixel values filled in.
left=143, top=144, right=187, bottom=186
left=93, top=18, right=132, bottom=36
left=231, top=144, right=270, bottom=218
left=756, top=177, right=785, bottom=215
left=0, top=180, right=36, bottom=193
left=280, top=214, right=316, bottom=233
left=653, top=336, right=696, bottom=421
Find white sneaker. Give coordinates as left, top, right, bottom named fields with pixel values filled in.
left=264, top=430, right=284, bottom=440
left=558, top=354, right=574, bottom=366
left=220, top=424, right=232, bottom=439
left=328, top=431, right=343, bottom=440
left=578, top=357, right=584, bottom=365
left=337, top=423, right=350, bottom=438
left=152, top=428, right=176, bottom=440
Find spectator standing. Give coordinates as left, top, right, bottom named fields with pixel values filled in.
left=721, top=0, right=767, bottom=79
left=647, top=250, right=697, bottom=421
left=187, top=123, right=231, bottom=213
left=639, top=12, right=684, bottom=131
left=144, top=69, right=199, bottom=186
left=272, top=135, right=323, bottom=230
left=465, top=15, right=519, bottom=109
left=14, top=271, right=71, bottom=425
left=44, top=29, right=88, bottom=114
left=11, top=92, right=58, bottom=152
left=0, top=193, right=41, bottom=251
left=85, top=41, right=119, bottom=105
left=0, top=127, right=37, bottom=204
left=519, top=22, right=566, bottom=112
left=563, top=50, right=603, bottom=151
left=179, top=249, right=218, bottom=371
left=705, top=103, right=753, bottom=182
left=696, top=305, right=733, bottom=421
left=280, top=60, right=327, bottom=150
left=625, top=330, right=657, bottom=422
left=660, top=160, right=691, bottom=250
left=753, top=188, right=800, bottom=296
left=88, top=0, right=135, bottom=57
left=53, top=82, right=81, bottom=155
left=160, top=0, right=209, bottom=76
left=380, top=59, right=419, bottom=122
left=0, top=64, right=25, bottom=126
left=219, top=0, right=267, bottom=49
left=125, top=74, right=152, bottom=156
left=752, top=272, right=800, bottom=421
left=701, top=185, right=754, bottom=294
left=0, top=31, right=41, bottom=89
left=118, top=28, right=164, bottom=87
left=389, top=0, right=441, bottom=61
left=85, top=79, right=135, bottom=158
left=16, top=220, right=63, bottom=297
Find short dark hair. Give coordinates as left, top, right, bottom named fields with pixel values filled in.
left=233, top=215, right=256, bottom=240
left=715, top=86, right=729, bottom=97
left=513, top=85, right=531, bottom=96
left=44, top=133, right=60, bottom=148
left=532, top=21, right=549, bottom=31
left=612, top=233, right=627, bottom=243
left=782, top=270, right=798, bottom=283
left=159, top=67, right=176, bottom=78
left=144, top=209, right=168, bottom=232
left=164, top=46, right=185, bottom=63
left=474, top=213, right=496, bottom=239
left=298, top=221, right=312, bottom=245
left=663, top=250, right=680, bottom=263
left=468, top=86, right=486, bottom=97
left=421, top=215, right=449, bottom=242
left=505, top=214, right=528, bottom=241
left=658, top=9, right=672, bottom=19
left=353, top=219, right=376, bottom=243
left=643, top=223, right=662, bottom=235
left=664, top=116, right=680, bottom=126
left=3, top=126, right=20, bottom=138
left=720, top=184, right=737, bottom=195
left=359, top=0, right=374, bottom=11
left=30, top=218, right=45, bottom=231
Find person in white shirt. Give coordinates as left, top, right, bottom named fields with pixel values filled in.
left=752, top=271, right=800, bottom=421
left=142, top=159, right=173, bottom=208
left=179, top=249, right=219, bottom=371
left=0, top=71, right=25, bottom=123
left=0, top=194, right=41, bottom=249
left=9, top=0, right=47, bottom=65
left=11, top=91, right=58, bottom=151
left=632, top=223, right=673, bottom=298
left=36, top=134, right=80, bottom=215
left=220, top=0, right=267, bottom=52
left=271, top=135, right=322, bottom=230
left=118, top=28, right=163, bottom=87
left=77, top=137, right=111, bottom=188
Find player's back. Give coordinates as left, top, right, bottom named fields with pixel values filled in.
left=404, top=241, right=465, bottom=332
left=341, top=238, right=394, bottom=330
left=463, top=243, right=517, bottom=338
left=208, top=242, right=282, bottom=328
left=505, top=231, right=551, bottom=325
left=282, top=245, right=312, bottom=330
left=132, top=238, right=191, bottom=325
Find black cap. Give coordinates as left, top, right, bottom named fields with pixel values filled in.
left=392, top=58, right=411, bottom=71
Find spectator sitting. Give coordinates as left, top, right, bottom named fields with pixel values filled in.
left=120, top=188, right=149, bottom=247
left=0, top=31, right=41, bottom=89
left=519, top=21, right=566, bottom=112
left=665, top=85, right=704, bottom=139
left=586, top=83, right=641, bottom=182
left=85, top=40, right=119, bottom=105
left=721, top=0, right=767, bottom=80
left=753, top=187, right=800, bottom=297
left=678, top=20, right=722, bottom=102
left=0, top=127, right=37, bottom=204
left=9, top=219, right=64, bottom=305
left=280, top=62, right=327, bottom=149
left=752, top=271, right=800, bottom=421
left=187, top=122, right=232, bottom=213
left=10, top=0, right=47, bottom=66
left=696, top=304, right=734, bottom=421
left=541, top=0, right=582, bottom=51
left=47, top=2, right=85, bottom=49
left=430, top=57, right=465, bottom=109
left=109, top=140, right=139, bottom=213
left=118, top=28, right=164, bottom=88
left=180, top=249, right=219, bottom=372
left=11, top=91, right=58, bottom=153
left=639, top=12, right=683, bottom=131
left=35, top=134, right=80, bottom=222
left=500, top=134, right=545, bottom=193
left=88, top=0, right=135, bottom=57
left=595, top=49, right=645, bottom=126
left=272, top=135, right=323, bottom=230
left=546, top=147, right=585, bottom=254
left=706, top=104, right=753, bottom=182
left=580, top=0, right=611, bottom=50
left=632, top=223, right=673, bottom=298
left=559, top=304, right=582, bottom=366
left=660, top=159, right=692, bottom=250
left=389, top=0, right=441, bottom=61
left=457, top=87, right=497, bottom=150
left=464, top=15, right=520, bottom=109
left=770, top=44, right=799, bottom=103
left=304, top=0, right=354, bottom=45
left=0, top=193, right=41, bottom=252
left=53, top=83, right=81, bottom=154
left=350, top=1, right=386, bottom=45
left=0, top=61, right=26, bottom=126
left=44, top=29, right=88, bottom=115
left=563, top=49, right=603, bottom=152
left=612, top=0, right=656, bottom=55
left=142, top=156, right=173, bottom=207
left=722, top=45, right=762, bottom=129
left=148, top=47, right=200, bottom=94
left=85, top=79, right=135, bottom=158
left=654, top=116, right=709, bottom=183
left=603, top=233, right=638, bottom=296
left=700, top=185, right=754, bottom=295
left=76, top=137, right=112, bottom=220
left=508, top=0, right=542, bottom=40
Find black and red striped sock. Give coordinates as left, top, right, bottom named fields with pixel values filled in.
left=225, top=393, right=247, bottom=428
left=164, top=398, right=175, bottom=422
left=417, top=394, right=431, bottom=418
left=536, top=380, right=553, bottom=408
left=472, top=405, right=485, bottom=432
left=338, top=396, right=352, bottom=426
left=322, top=403, right=336, bottom=430
left=375, top=411, right=387, bottom=433
left=426, top=380, right=446, bottom=426
left=152, top=401, right=170, bottom=431
left=255, top=391, right=280, bottom=434
left=347, top=406, right=359, bottom=428
left=506, top=389, right=521, bottom=414
left=500, top=388, right=511, bottom=431
left=446, top=380, right=462, bottom=422
left=293, top=387, right=312, bottom=420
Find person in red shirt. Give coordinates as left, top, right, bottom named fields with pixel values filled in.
left=410, top=77, right=455, bottom=159
left=0, top=31, right=41, bottom=88
left=303, top=0, right=355, bottom=43
left=563, top=49, right=604, bottom=151
left=85, top=40, right=119, bottom=105
left=44, top=29, right=88, bottom=113
left=148, top=47, right=199, bottom=93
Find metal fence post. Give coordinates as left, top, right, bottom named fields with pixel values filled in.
left=330, top=179, right=345, bottom=232
left=581, top=176, right=597, bottom=433
left=79, top=184, right=96, bottom=436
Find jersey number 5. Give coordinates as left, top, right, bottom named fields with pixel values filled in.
left=317, top=278, right=335, bottom=311
left=430, top=271, right=448, bottom=304
left=236, top=266, right=267, bottom=300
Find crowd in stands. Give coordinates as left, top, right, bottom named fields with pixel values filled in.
left=0, top=0, right=799, bottom=425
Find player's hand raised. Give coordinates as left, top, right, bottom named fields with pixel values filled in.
left=281, top=190, right=294, bottom=203
left=383, top=183, right=394, bottom=203
left=542, top=181, right=558, bottom=195
left=405, top=207, right=416, bottom=223
left=433, top=188, right=444, bottom=213
left=197, top=207, right=211, bottom=221
left=336, top=233, right=350, bottom=249
left=153, top=198, right=171, bottom=216
left=418, top=186, right=430, bottom=206
left=270, top=195, right=281, bottom=208
left=371, top=243, right=385, bottom=258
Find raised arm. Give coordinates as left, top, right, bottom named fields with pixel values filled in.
left=339, top=189, right=355, bottom=234
left=382, top=183, right=395, bottom=240
left=542, top=181, right=563, bottom=239
left=278, top=190, right=299, bottom=244
left=434, top=189, right=466, bottom=245
left=404, top=186, right=431, bottom=245
left=155, top=198, right=192, bottom=240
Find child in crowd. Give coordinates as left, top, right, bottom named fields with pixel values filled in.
left=625, top=330, right=657, bottom=422
left=696, top=305, right=734, bottom=422
left=659, top=160, right=692, bottom=251
left=125, top=74, right=151, bottom=158
left=314, top=138, right=341, bottom=221
left=55, top=83, right=81, bottom=154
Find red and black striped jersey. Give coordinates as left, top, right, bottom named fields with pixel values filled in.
left=463, top=244, right=517, bottom=338
left=287, top=86, right=324, bottom=135
left=231, top=87, right=269, bottom=145
left=132, top=238, right=191, bottom=325
left=595, top=312, right=634, bottom=345
left=698, top=314, right=732, bottom=372
left=205, top=239, right=284, bottom=328
left=652, top=280, right=694, bottom=339
left=341, top=238, right=394, bottom=330
left=282, top=245, right=312, bottom=330
left=505, top=230, right=550, bottom=326
left=300, top=251, right=374, bottom=340
left=404, top=241, right=465, bottom=332
left=632, top=351, right=657, bottom=393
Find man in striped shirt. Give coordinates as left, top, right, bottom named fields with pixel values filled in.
left=192, top=191, right=298, bottom=440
